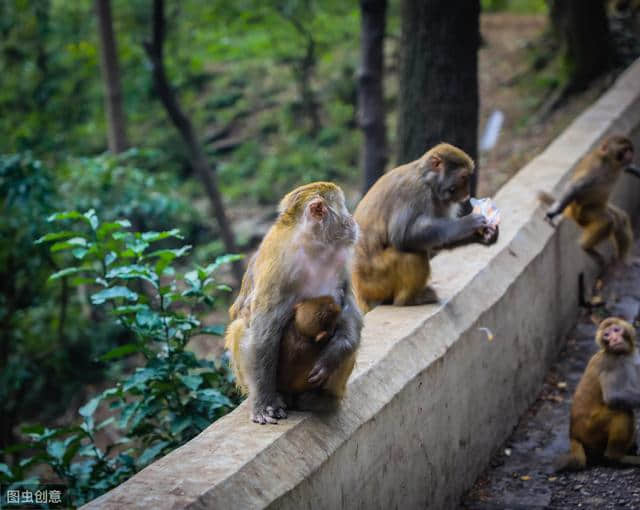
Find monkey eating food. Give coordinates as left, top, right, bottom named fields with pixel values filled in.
left=556, top=317, right=640, bottom=471
left=539, top=134, right=638, bottom=265
left=277, top=295, right=345, bottom=397
left=352, top=142, right=499, bottom=313
left=225, top=182, right=362, bottom=424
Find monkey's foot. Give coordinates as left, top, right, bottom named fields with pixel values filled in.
left=251, top=396, right=287, bottom=425
left=395, top=286, right=439, bottom=306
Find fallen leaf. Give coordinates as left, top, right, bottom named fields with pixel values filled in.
left=520, top=475, right=531, bottom=481
left=595, top=279, right=603, bottom=290
left=591, top=295, right=604, bottom=305
left=557, top=382, right=567, bottom=389
left=548, top=477, right=557, bottom=482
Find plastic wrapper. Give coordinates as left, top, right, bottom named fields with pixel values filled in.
left=470, top=197, right=501, bottom=228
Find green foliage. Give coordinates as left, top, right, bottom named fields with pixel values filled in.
left=481, top=0, right=547, bottom=13
left=0, top=154, right=122, bottom=455
left=1, top=211, right=241, bottom=506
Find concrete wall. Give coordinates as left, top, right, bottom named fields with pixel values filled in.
left=84, top=58, right=640, bottom=510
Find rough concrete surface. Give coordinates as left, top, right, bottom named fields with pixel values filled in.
left=460, top=231, right=640, bottom=510
left=83, top=58, right=640, bottom=510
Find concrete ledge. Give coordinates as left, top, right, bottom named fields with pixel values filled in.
left=85, top=58, right=640, bottom=510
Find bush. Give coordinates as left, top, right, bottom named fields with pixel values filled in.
left=0, top=210, right=241, bottom=506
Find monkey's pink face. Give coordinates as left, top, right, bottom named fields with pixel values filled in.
left=601, top=324, right=631, bottom=354
left=306, top=197, right=358, bottom=246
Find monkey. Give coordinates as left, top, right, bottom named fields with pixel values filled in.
left=555, top=318, right=640, bottom=471
left=538, top=134, right=638, bottom=266
left=224, top=182, right=363, bottom=424
left=277, top=296, right=343, bottom=396
left=351, top=143, right=499, bottom=313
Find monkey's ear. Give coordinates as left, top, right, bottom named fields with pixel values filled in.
left=428, top=154, right=444, bottom=172
left=307, top=198, right=326, bottom=221
left=599, top=141, right=609, bottom=155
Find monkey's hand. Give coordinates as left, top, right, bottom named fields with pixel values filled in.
left=308, top=352, right=341, bottom=388
left=251, top=394, right=287, bottom=425
left=480, top=225, right=499, bottom=245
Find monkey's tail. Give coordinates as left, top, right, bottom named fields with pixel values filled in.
left=608, top=204, right=633, bottom=262
left=224, top=319, right=249, bottom=395
left=537, top=190, right=556, bottom=207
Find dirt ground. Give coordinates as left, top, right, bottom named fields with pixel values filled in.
left=460, top=234, right=640, bottom=510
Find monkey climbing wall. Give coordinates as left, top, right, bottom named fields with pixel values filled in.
left=83, top=57, right=640, bottom=510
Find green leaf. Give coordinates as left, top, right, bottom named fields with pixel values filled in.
left=84, top=209, right=99, bottom=230
left=47, top=211, right=85, bottom=223
left=0, top=463, right=13, bottom=478
left=50, top=237, right=88, bottom=252
left=79, top=396, right=101, bottom=418
left=100, top=343, right=141, bottom=361
left=141, top=229, right=183, bottom=242
left=178, top=374, right=203, bottom=391
left=72, top=247, right=88, bottom=259
left=112, top=304, right=148, bottom=315
left=197, top=388, right=232, bottom=408
left=106, top=265, right=158, bottom=288
left=46, top=440, right=65, bottom=462
left=105, top=251, right=117, bottom=266
left=49, top=266, right=90, bottom=281
left=136, top=441, right=169, bottom=468
left=201, top=324, right=225, bottom=336
left=97, top=220, right=131, bottom=240
left=170, top=416, right=193, bottom=436
left=35, top=231, right=79, bottom=244
left=91, top=286, right=138, bottom=305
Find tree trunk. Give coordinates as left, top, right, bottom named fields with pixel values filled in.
left=95, top=0, right=129, bottom=153
left=358, top=0, right=388, bottom=193
left=549, top=0, right=610, bottom=92
left=144, top=0, right=243, bottom=283
left=396, top=0, right=480, bottom=195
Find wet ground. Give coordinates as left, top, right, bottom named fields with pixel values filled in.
left=460, top=236, right=640, bottom=510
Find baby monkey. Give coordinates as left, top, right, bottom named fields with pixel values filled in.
left=539, top=134, right=639, bottom=265
left=277, top=296, right=342, bottom=396
left=556, top=318, right=640, bottom=471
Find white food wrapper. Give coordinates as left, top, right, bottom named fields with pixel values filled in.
left=470, top=197, right=501, bottom=228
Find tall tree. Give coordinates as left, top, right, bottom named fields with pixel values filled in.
left=95, top=0, right=129, bottom=153
left=396, top=0, right=480, bottom=195
left=358, top=0, right=388, bottom=193
left=144, top=0, right=243, bottom=282
left=549, top=0, right=610, bottom=92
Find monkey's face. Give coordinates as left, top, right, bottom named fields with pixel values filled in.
left=435, top=166, right=472, bottom=204
left=597, top=318, right=636, bottom=354
left=305, top=194, right=358, bottom=246
left=602, top=136, right=634, bottom=166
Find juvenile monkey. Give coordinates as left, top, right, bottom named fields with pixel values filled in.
left=277, top=296, right=342, bottom=395
left=352, top=143, right=498, bottom=312
left=556, top=318, right=640, bottom=471
left=539, top=134, right=638, bottom=265
left=225, top=182, right=362, bottom=424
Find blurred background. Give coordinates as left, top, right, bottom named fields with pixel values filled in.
left=1, top=0, right=639, bottom=505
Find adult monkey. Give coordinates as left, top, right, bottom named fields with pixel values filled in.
left=556, top=318, right=640, bottom=470
left=352, top=142, right=498, bottom=312
left=225, top=182, right=362, bottom=424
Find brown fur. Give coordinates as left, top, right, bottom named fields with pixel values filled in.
left=556, top=318, right=640, bottom=471
left=539, top=135, right=635, bottom=263
left=277, top=296, right=342, bottom=394
left=352, top=143, right=495, bottom=313
left=224, top=182, right=362, bottom=423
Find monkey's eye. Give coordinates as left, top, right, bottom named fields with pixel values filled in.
left=613, top=326, right=622, bottom=333
left=448, top=185, right=457, bottom=193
